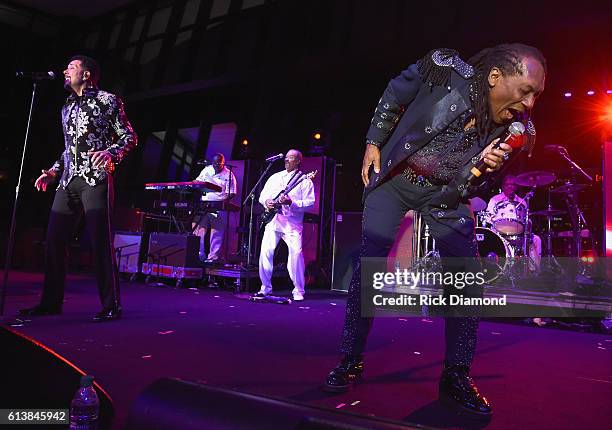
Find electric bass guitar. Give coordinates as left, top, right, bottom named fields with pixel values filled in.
left=259, top=170, right=317, bottom=228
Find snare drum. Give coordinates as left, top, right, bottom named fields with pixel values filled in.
left=491, top=200, right=526, bottom=235
left=475, top=227, right=514, bottom=283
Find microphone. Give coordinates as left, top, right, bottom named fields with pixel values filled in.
left=195, top=159, right=210, bottom=166
left=16, top=71, right=56, bottom=80
left=265, top=153, right=284, bottom=163
left=468, top=121, right=526, bottom=181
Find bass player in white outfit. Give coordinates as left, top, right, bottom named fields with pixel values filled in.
left=256, top=149, right=315, bottom=301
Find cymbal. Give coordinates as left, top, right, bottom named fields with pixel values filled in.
left=515, top=171, right=556, bottom=187
left=531, top=209, right=566, bottom=217
left=550, top=183, right=589, bottom=194
left=468, top=197, right=487, bottom=212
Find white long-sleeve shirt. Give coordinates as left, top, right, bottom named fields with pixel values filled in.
left=195, top=165, right=237, bottom=201
left=259, top=169, right=315, bottom=233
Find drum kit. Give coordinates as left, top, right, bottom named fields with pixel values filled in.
left=472, top=170, right=592, bottom=285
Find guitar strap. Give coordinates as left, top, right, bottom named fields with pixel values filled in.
left=285, top=170, right=303, bottom=190
left=272, top=170, right=302, bottom=200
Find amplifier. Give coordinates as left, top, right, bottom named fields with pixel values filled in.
left=114, top=232, right=146, bottom=274
left=331, top=211, right=416, bottom=291
left=143, top=233, right=201, bottom=279
left=331, top=212, right=362, bottom=291
left=145, top=233, right=200, bottom=267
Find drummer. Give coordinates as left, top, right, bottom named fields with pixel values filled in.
left=486, top=175, right=541, bottom=271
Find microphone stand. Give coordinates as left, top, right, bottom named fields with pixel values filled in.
left=1, top=81, right=38, bottom=315
left=242, top=161, right=275, bottom=269
left=557, top=149, right=593, bottom=284
left=559, top=150, right=593, bottom=182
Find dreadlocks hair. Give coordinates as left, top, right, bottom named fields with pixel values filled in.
left=468, top=43, right=546, bottom=139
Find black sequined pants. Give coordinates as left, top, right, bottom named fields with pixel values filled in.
left=41, top=176, right=121, bottom=312
left=340, top=174, right=481, bottom=368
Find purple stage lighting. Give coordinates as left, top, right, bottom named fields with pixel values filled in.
left=564, top=92, right=572, bottom=98
left=587, top=90, right=595, bottom=96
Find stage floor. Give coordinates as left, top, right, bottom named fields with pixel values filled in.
left=2, top=271, right=611, bottom=430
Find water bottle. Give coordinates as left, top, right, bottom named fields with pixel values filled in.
left=69, top=375, right=99, bottom=430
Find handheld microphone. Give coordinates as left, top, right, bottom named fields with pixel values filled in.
left=468, top=121, right=526, bottom=181
left=265, top=153, right=284, bottom=163
left=16, top=71, right=56, bottom=80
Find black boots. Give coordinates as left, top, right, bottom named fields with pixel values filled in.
left=439, top=364, right=492, bottom=417
left=18, top=304, right=62, bottom=316
left=323, top=355, right=364, bottom=393
left=92, top=307, right=122, bottom=322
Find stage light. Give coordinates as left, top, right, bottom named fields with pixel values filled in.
left=587, top=90, right=595, bottom=96
left=607, top=90, right=612, bottom=95
left=313, top=132, right=321, bottom=140
left=603, top=103, right=612, bottom=125
left=241, top=139, right=249, bottom=146
left=564, top=92, right=572, bottom=98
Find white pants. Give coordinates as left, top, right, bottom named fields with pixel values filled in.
left=529, top=234, right=542, bottom=271
left=259, top=227, right=305, bottom=296
left=192, top=211, right=227, bottom=261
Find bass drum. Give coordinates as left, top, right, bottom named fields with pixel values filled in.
left=475, top=227, right=514, bottom=283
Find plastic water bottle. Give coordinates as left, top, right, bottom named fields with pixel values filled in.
left=69, top=375, right=99, bottom=430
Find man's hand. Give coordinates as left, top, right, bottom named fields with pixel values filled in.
left=361, top=144, right=381, bottom=186
left=265, top=199, right=277, bottom=209
left=481, top=139, right=513, bottom=172
left=88, top=150, right=113, bottom=170
left=34, top=169, right=57, bottom=192
left=279, top=195, right=292, bottom=206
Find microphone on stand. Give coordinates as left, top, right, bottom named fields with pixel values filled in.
left=265, top=153, right=284, bottom=163
left=467, top=121, right=526, bottom=181
left=544, top=145, right=568, bottom=153
left=16, top=71, right=56, bottom=80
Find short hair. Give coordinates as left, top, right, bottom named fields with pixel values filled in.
left=503, top=175, right=517, bottom=185
left=287, top=149, right=303, bottom=162
left=69, top=55, right=100, bottom=86
left=212, top=153, right=225, bottom=162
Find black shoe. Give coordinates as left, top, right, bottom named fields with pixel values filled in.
left=439, top=364, right=492, bottom=418
left=18, top=304, right=62, bottom=316
left=323, top=355, right=364, bottom=393
left=92, top=307, right=122, bottom=322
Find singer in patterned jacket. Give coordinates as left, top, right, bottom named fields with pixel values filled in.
left=323, top=44, right=546, bottom=417
left=19, top=55, right=137, bottom=322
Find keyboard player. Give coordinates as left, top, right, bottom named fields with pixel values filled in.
left=192, top=153, right=237, bottom=263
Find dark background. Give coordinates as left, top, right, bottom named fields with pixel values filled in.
left=1, top=0, right=611, bottom=266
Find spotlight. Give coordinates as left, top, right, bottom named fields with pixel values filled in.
left=607, top=90, right=612, bottom=95
left=564, top=92, right=572, bottom=98
left=603, top=103, right=612, bottom=125
left=241, top=139, right=249, bottom=146
left=313, top=132, right=321, bottom=140
left=587, top=90, right=595, bottom=96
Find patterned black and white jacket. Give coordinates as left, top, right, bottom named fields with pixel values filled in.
left=50, top=87, right=138, bottom=188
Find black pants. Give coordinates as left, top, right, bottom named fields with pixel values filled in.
left=340, top=174, right=481, bottom=368
left=41, top=176, right=120, bottom=311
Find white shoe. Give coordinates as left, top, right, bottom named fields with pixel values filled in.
left=257, top=287, right=271, bottom=296
left=292, top=293, right=304, bottom=301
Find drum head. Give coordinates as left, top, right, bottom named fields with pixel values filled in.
left=475, top=227, right=513, bottom=283
left=492, top=200, right=526, bottom=235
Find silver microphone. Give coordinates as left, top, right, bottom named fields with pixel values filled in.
left=265, top=153, right=284, bottom=163
left=16, top=71, right=56, bottom=80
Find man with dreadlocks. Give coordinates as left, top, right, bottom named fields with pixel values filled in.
left=323, top=44, right=546, bottom=417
